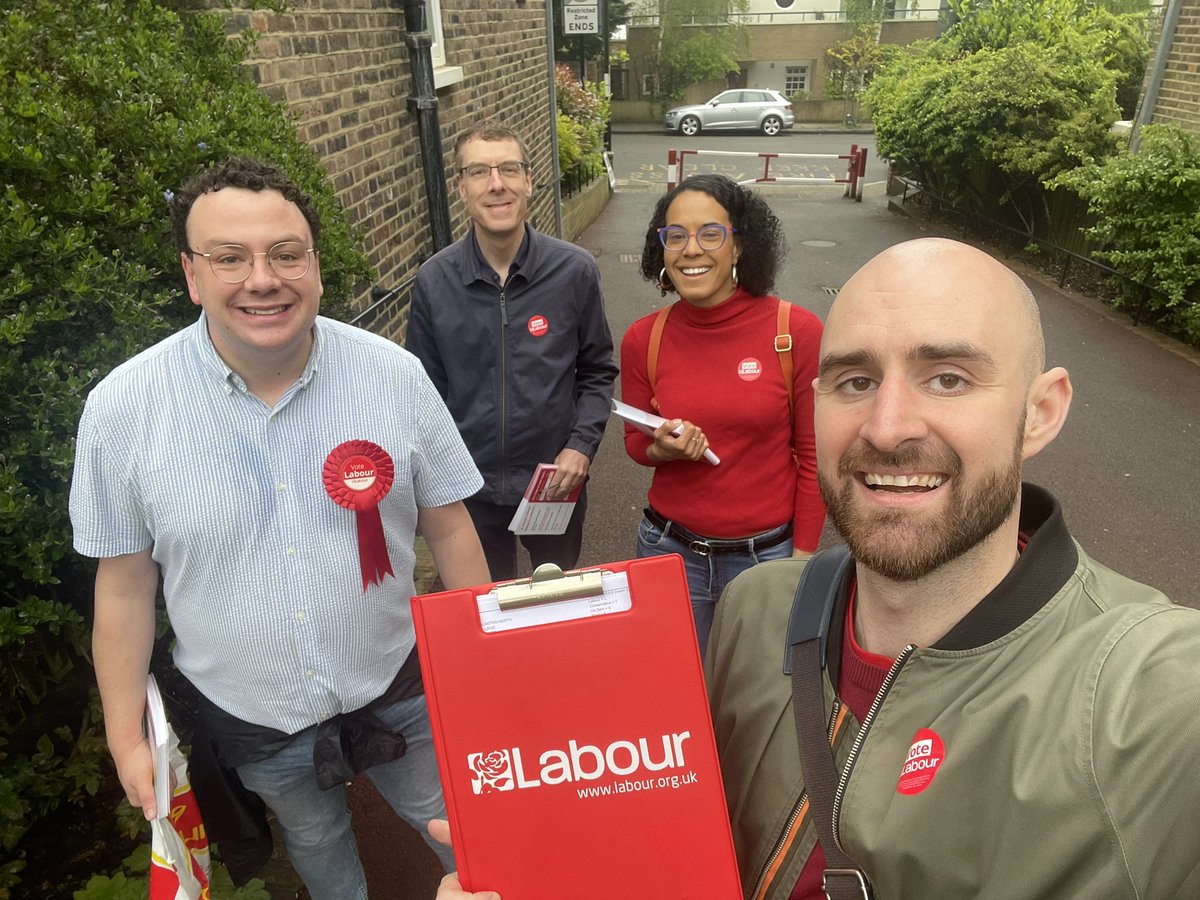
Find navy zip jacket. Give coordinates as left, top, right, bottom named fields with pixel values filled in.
left=407, top=223, right=618, bottom=505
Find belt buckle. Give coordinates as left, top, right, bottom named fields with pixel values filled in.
left=823, top=868, right=872, bottom=900
left=687, top=539, right=711, bottom=556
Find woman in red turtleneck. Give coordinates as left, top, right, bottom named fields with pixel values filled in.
left=621, top=174, right=826, bottom=655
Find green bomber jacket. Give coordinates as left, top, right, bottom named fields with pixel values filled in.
left=706, top=484, right=1200, bottom=900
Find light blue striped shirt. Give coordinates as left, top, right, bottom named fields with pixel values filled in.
left=70, top=314, right=482, bottom=732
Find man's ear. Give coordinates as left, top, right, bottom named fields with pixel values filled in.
left=181, top=252, right=202, bottom=307
left=1022, top=366, right=1072, bottom=460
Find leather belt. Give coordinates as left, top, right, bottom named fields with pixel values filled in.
left=643, top=507, right=793, bottom=556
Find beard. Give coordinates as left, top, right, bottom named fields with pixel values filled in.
left=819, top=434, right=1023, bottom=582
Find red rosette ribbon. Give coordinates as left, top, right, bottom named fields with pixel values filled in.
left=323, top=440, right=396, bottom=590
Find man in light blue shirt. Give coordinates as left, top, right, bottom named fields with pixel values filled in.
left=70, top=157, right=489, bottom=899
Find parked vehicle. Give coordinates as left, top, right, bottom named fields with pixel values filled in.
left=663, top=89, right=795, bottom=137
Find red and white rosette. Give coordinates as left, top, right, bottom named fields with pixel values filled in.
left=323, top=440, right=396, bottom=590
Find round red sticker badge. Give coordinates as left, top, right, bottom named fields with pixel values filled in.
left=737, top=357, right=763, bottom=381
left=528, top=315, right=549, bottom=337
left=323, top=441, right=396, bottom=590
left=896, top=727, right=945, bottom=795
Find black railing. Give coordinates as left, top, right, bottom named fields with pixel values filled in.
left=350, top=273, right=417, bottom=332
left=561, top=156, right=605, bottom=199
left=892, top=174, right=1161, bottom=326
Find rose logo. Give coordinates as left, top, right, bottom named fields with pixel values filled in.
left=468, top=750, right=514, bottom=794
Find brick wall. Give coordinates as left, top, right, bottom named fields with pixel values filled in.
left=1151, top=0, right=1200, bottom=134
left=226, top=0, right=556, bottom=339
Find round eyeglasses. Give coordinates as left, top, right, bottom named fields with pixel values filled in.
left=458, top=161, right=530, bottom=182
left=657, top=223, right=737, bottom=252
left=191, top=242, right=316, bottom=284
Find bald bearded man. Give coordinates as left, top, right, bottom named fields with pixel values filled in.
left=706, top=238, right=1200, bottom=900
left=429, top=238, right=1200, bottom=900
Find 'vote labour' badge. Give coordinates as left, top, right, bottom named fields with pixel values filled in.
left=323, top=440, right=396, bottom=590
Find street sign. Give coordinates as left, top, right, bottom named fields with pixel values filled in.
left=564, top=0, right=599, bottom=34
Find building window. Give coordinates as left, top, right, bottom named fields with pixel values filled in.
left=422, top=0, right=465, bottom=88
left=428, top=0, right=447, bottom=68
left=785, top=66, right=809, bottom=96
left=642, top=74, right=658, bottom=96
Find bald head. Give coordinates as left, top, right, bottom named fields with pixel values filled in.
left=829, top=238, right=1045, bottom=385
left=813, top=239, right=1073, bottom=582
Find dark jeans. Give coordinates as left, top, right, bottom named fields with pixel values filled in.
left=465, top=486, right=588, bottom=581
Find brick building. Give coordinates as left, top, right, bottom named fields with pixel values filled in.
left=225, top=0, right=560, bottom=338
left=619, top=1, right=937, bottom=121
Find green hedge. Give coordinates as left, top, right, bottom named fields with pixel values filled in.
left=1, top=0, right=372, bottom=892
left=1054, top=125, right=1200, bottom=344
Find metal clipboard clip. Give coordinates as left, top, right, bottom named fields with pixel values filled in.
left=494, top=563, right=608, bottom=611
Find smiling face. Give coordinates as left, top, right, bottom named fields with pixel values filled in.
left=814, top=239, right=1069, bottom=581
left=182, top=186, right=322, bottom=379
left=661, top=190, right=740, bottom=309
left=457, top=136, right=533, bottom=241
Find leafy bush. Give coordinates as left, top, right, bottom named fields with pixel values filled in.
left=73, top=843, right=272, bottom=900
left=555, top=64, right=610, bottom=174
left=868, top=37, right=1119, bottom=232
left=1052, top=125, right=1200, bottom=344
left=557, top=111, right=584, bottom=174
left=824, top=27, right=897, bottom=104
left=1, top=0, right=373, bottom=892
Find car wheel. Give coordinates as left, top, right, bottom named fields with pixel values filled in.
left=680, top=115, right=701, bottom=137
left=761, top=115, right=782, bottom=137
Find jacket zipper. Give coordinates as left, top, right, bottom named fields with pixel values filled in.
left=498, top=283, right=509, bottom=497
left=830, top=644, right=916, bottom=852
left=751, top=699, right=848, bottom=900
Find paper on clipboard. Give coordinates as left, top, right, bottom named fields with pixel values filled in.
left=476, top=571, right=631, bottom=633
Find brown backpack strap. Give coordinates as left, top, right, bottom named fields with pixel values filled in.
left=775, top=299, right=797, bottom=463
left=785, top=546, right=874, bottom=900
left=646, top=304, right=673, bottom=413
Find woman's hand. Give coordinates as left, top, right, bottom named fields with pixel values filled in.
left=646, top=418, right=709, bottom=463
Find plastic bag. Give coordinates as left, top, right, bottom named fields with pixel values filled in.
left=147, top=675, right=211, bottom=900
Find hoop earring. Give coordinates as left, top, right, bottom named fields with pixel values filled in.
left=658, top=267, right=673, bottom=296
left=731, top=264, right=739, bottom=286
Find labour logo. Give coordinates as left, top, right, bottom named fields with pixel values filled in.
left=737, top=357, right=762, bottom=381
left=468, top=750, right=515, bottom=794
left=896, top=727, right=945, bottom=795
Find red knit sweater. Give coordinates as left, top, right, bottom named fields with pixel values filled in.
left=620, top=288, right=826, bottom=550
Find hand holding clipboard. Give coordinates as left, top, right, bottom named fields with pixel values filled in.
left=412, top=559, right=741, bottom=899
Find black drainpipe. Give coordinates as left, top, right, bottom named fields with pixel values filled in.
left=402, top=0, right=453, bottom=252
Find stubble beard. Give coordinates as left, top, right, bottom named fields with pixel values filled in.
left=819, top=436, right=1024, bottom=582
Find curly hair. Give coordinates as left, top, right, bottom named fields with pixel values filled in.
left=639, top=174, right=787, bottom=298
left=169, top=156, right=321, bottom=255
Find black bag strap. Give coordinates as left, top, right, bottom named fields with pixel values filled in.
left=785, top=546, right=874, bottom=900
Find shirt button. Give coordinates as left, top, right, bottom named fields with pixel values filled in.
left=305, top=669, right=315, bottom=679
left=286, top=547, right=297, bottom=556
left=296, top=611, right=306, bottom=621
left=277, top=482, right=287, bottom=491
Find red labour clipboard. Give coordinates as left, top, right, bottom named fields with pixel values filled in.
left=411, top=555, right=741, bottom=898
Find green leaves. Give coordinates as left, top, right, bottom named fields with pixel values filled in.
left=1, top=0, right=374, bottom=892
left=651, top=0, right=747, bottom=104
left=556, top=64, right=611, bottom=174
left=1053, top=125, right=1200, bottom=342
